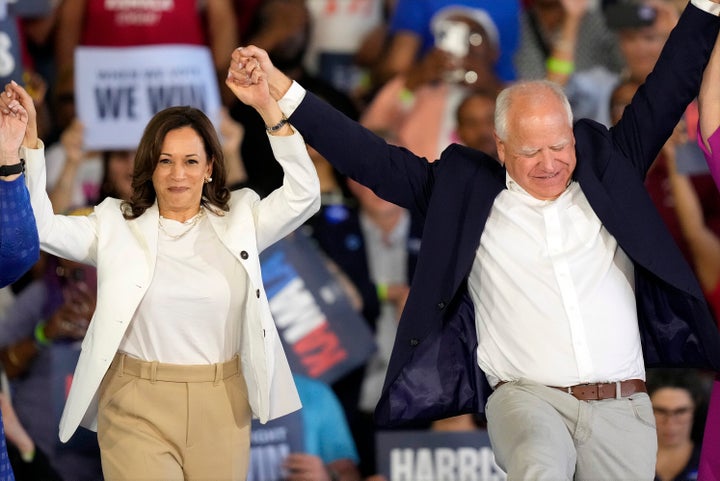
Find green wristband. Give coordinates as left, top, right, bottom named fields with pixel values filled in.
left=399, top=87, right=415, bottom=108
left=376, top=283, right=389, bottom=302
left=20, top=447, right=36, bottom=463
left=34, top=321, right=51, bottom=347
left=546, top=57, right=575, bottom=76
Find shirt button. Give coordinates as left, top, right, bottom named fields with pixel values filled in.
left=256, top=289, right=260, bottom=298
left=240, top=251, right=249, bottom=260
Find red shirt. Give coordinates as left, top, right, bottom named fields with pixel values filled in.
left=80, top=0, right=205, bottom=47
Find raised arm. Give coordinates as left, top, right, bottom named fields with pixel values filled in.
left=225, top=49, right=320, bottom=252
left=228, top=46, right=436, bottom=215
left=3, top=82, right=97, bottom=265
left=611, top=1, right=720, bottom=176
left=698, top=32, right=720, bottom=188
left=0, top=85, right=39, bottom=286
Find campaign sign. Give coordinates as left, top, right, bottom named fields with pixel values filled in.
left=75, top=45, right=221, bottom=151
left=376, top=430, right=506, bottom=481
left=0, top=12, right=23, bottom=86
left=260, top=231, right=376, bottom=384
left=248, top=410, right=304, bottom=481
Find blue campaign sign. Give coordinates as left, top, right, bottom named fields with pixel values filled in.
left=248, top=410, right=304, bottom=481
left=376, top=430, right=506, bottom=481
left=0, top=13, right=23, bottom=86
left=260, top=231, right=376, bottom=384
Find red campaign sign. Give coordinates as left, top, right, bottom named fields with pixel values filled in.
left=261, top=231, right=376, bottom=384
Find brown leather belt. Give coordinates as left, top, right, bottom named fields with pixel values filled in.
left=494, top=379, right=647, bottom=401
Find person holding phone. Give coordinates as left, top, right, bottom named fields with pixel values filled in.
left=360, top=6, right=505, bottom=161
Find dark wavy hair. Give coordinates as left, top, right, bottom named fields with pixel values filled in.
left=122, top=106, right=230, bottom=219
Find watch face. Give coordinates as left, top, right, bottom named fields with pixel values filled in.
left=0, top=160, right=24, bottom=177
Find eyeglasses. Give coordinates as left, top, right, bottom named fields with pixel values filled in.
left=653, top=406, right=693, bottom=420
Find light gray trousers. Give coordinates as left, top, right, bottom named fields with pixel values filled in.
left=485, top=380, right=657, bottom=481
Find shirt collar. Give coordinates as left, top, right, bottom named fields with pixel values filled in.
left=505, top=172, right=577, bottom=206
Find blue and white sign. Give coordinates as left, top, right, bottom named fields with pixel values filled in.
left=75, top=45, right=221, bottom=150
left=376, top=430, right=506, bottom=481
left=261, top=231, right=376, bottom=384
left=248, top=411, right=304, bottom=481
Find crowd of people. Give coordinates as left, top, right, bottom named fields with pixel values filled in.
left=1, top=0, right=720, bottom=480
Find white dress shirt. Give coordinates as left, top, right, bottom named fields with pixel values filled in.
left=471, top=177, right=644, bottom=389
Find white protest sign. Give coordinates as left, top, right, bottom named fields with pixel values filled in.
left=75, top=45, right=221, bottom=150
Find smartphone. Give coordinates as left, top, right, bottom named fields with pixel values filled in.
left=434, top=20, right=470, bottom=58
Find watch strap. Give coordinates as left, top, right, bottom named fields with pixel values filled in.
left=0, top=159, right=25, bottom=177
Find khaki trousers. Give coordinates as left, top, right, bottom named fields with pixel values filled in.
left=485, top=379, right=657, bottom=481
left=97, top=353, right=251, bottom=481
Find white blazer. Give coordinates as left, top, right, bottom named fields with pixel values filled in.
left=22, top=132, right=321, bottom=443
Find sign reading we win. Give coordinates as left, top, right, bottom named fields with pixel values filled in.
left=75, top=45, right=221, bottom=151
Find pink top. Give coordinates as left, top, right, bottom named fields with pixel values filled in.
left=696, top=125, right=720, bottom=481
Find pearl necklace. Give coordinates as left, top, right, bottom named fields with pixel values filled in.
left=158, top=208, right=204, bottom=240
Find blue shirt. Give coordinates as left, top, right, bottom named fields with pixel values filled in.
left=294, top=375, right=359, bottom=464
left=389, top=0, right=520, bottom=81
left=0, top=175, right=39, bottom=288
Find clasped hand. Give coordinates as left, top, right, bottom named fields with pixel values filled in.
left=225, top=46, right=274, bottom=111
left=0, top=83, right=28, bottom=160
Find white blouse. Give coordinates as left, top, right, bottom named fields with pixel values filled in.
left=119, top=210, right=247, bottom=364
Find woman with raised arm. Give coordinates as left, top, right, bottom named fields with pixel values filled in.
left=0, top=52, right=319, bottom=480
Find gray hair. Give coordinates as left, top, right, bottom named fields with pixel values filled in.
left=494, top=80, right=573, bottom=141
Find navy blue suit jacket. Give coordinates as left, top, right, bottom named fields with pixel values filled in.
left=289, top=4, right=720, bottom=427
